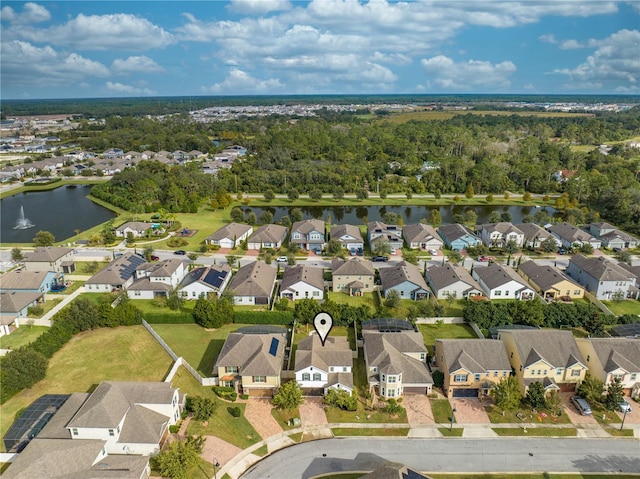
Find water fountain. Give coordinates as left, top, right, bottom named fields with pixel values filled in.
left=13, top=206, right=35, bottom=230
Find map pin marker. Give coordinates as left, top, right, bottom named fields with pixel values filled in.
left=313, top=312, right=333, bottom=346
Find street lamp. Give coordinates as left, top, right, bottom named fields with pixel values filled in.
left=620, top=408, right=628, bottom=431
left=450, top=406, right=457, bottom=431
left=213, top=458, right=220, bottom=479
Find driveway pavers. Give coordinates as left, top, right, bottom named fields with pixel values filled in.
left=404, top=395, right=434, bottom=425
left=244, top=398, right=283, bottom=439
left=449, top=398, right=491, bottom=424
left=201, top=435, right=243, bottom=469
left=299, top=397, right=328, bottom=426
left=560, top=392, right=597, bottom=425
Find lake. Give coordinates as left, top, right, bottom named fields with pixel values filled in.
left=1, top=185, right=117, bottom=243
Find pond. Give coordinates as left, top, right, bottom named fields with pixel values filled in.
left=1, top=185, right=117, bottom=243
left=243, top=204, right=556, bottom=225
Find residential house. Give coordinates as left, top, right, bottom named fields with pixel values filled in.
left=247, top=224, right=288, bottom=250
left=295, top=333, right=354, bottom=395
left=576, top=338, right=640, bottom=395
left=205, top=223, right=253, bottom=249
left=565, top=254, right=638, bottom=300
left=330, top=224, right=364, bottom=254
left=115, top=221, right=163, bottom=239
left=425, top=263, right=483, bottom=300
left=331, top=257, right=375, bottom=296
left=477, top=222, right=525, bottom=248
left=402, top=223, right=443, bottom=250
left=213, top=326, right=287, bottom=397
left=228, top=261, right=277, bottom=306
left=178, top=265, right=231, bottom=299
left=0, top=269, right=60, bottom=294
left=290, top=219, right=326, bottom=254
left=362, top=319, right=432, bottom=398
left=516, top=223, right=561, bottom=250
left=0, top=291, right=44, bottom=336
left=518, top=261, right=585, bottom=301
left=379, top=261, right=431, bottom=300
left=589, top=222, right=639, bottom=250
left=84, top=253, right=147, bottom=293
left=472, top=263, right=535, bottom=300
left=498, top=329, right=588, bottom=393
left=548, top=222, right=601, bottom=250
left=438, top=223, right=481, bottom=251
left=435, top=339, right=511, bottom=398
left=23, top=247, right=75, bottom=273
left=127, top=259, right=187, bottom=300
left=367, top=221, right=403, bottom=253
left=552, top=169, right=578, bottom=183
left=279, top=265, right=324, bottom=301
left=102, top=148, right=124, bottom=159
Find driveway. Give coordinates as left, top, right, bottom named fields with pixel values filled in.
left=449, top=398, right=491, bottom=424
left=616, top=397, right=640, bottom=424
left=299, top=397, right=328, bottom=426
left=560, top=393, right=597, bottom=425
left=244, top=398, right=283, bottom=439
left=200, top=435, right=243, bottom=469
left=404, top=395, right=434, bottom=425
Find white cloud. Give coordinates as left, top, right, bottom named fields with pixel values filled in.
left=553, top=29, right=640, bottom=89
left=1, top=40, right=109, bottom=87
left=105, top=82, right=156, bottom=96
left=370, top=51, right=412, bottom=65
left=112, top=56, right=165, bottom=74
left=539, top=34, right=557, bottom=44
left=227, top=0, right=292, bottom=14
left=0, top=2, right=50, bottom=24
left=203, top=68, right=284, bottom=94
left=559, top=39, right=584, bottom=50
left=17, top=13, right=175, bottom=50
left=420, top=55, right=516, bottom=90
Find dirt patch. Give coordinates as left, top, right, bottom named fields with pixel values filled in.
left=404, top=395, right=435, bottom=425
left=299, top=397, right=329, bottom=426
left=244, top=398, right=283, bottom=439
left=449, top=398, right=491, bottom=424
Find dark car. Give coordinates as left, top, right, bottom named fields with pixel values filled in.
left=150, top=255, right=160, bottom=261
left=372, top=256, right=388, bottom=262
left=174, top=250, right=187, bottom=255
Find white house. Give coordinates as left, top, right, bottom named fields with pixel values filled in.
left=205, top=223, right=253, bottom=249
left=295, top=334, right=354, bottom=395
left=330, top=224, right=364, bottom=253
left=472, top=263, right=535, bottom=300
left=279, top=265, right=324, bottom=301
left=402, top=223, right=443, bottom=250
left=115, top=221, right=164, bottom=239
left=477, top=222, right=525, bottom=248
left=228, top=261, right=277, bottom=306
left=178, top=265, right=231, bottom=299
left=425, top=263, right=483, bottom=300
left=127, top=259, right=187, bottom=300
left=247, top=224, right=288, bottom=250
left=85, top=254, right=147, bottom=293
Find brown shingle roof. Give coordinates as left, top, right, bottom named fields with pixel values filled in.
left=332, top=257, right=374, bottom=276
left=214, top=330, right=286, bottom=376
left=281, top=264, right=324, bottom=291
left=437, top=339, right=511, bottom=374
left=249, top=224, right=288, bottom=244
left=501, top=329, right=586, bottom=369
left=206, top=222, right=253, bottom=242
left=518, top=260, right=582, bottom=292
left=229, top=261, right=277, bottom=297
left=24, top=246, right=73, bottom=263
left=473, top=263, right=530, bottom=290
left=379, top=261, right=429, bottom=291
left=569, top=254, right=635, bottom=282
left=295, top=334, right=352, bottom=373
left=426, top=263, right=481, bottom=291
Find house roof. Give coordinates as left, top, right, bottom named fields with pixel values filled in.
left=214, top=330, right=286, bottom=376
left=115, top=221, right=156, bottom=233
left=24, top=246, right=73, bottom=263
left=179, top=265, right=231, bottom=290
left=402, top=223, right=441, bottom=244
left=330, top=224, right=363, bottom=243
left=600, top=229, right=638, bottom=243
left=85, top=253, right=146, bottom=286
left=281, top=264, right=324, bottom=291
left=437, top=339, right=511, bottom=374
left=518, top=260, right=582, bottom=292
left=379, top=261, right=429, bottom=292
left=136, top=258, right=184, bottom=277
left=473, top=263, right=530, bottom=290
left=478, top=222, right=524, bottom=237
left=127, top=277, right=172, bottom=292
left=515, top=223, right=553, bottom=243
left=363, top=330, right=432, bottom=384
left=327, top=372, right=354, bottom=390
left=0, top=291, right=44, bottom=313
left=118, top=404, right=169, bottom=444
left=229, top=261, right=277, bottom=297
left=0, top=269, right=51, bottom=290
left=291, top=218, right=324, bottom=235
left=38, top=393, right=90, bottom=439
left=206, top=222, right=253, bottom=242
left=295, top=334, right=353, bottom=373
left=587, top=338, right=640, bottom=374
left=249, top=224, right=288, bottom=244
left=332, top=257, right=374, bottom=276
left=438, top=223, right=478, bottom=242
left=426, top=263, right=481, bottom=292
left=569, top=254, right=636, bottom=282
left=368, top=221, right=403, bottom=240
left=500, top=329, right=586, bottom=369
left=549, top=222, right=597, bottom=244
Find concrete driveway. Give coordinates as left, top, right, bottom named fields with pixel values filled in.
left=449, top=398, right=491, bottom=424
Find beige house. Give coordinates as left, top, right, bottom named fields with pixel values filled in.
left=331, top=257, right=375, bottom=295
left=213, top=326, right=287, bottom=397
left=518, top=260, right=585, bottom=300
left=23, top=246, right=75, bottom=273
left=576, top=338, right=640, bottom=396
left=435, top=339, right=511, bottom=398
left=498, top=329, right=588, bottom=394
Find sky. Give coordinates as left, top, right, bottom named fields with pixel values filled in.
left=1, top=0, right=639, bottom=99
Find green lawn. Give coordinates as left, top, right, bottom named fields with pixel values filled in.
left=441, top=299, right=465, bottom=317
left=438, top=427, right=464, bottom=437
left=485, top=405, right=572, bottom=425
left=430, top=399, right=455, bottom=424
left=72, top=261, right=109, bottom=274
left=327, top=292, right=376, bottom=308
left=492, top=427, right=577, bottom=436
left=170, top=367, right=262, bottom=449
left=0, top=326, right=173, bottom=451
left=151, top=456, right=214, bottom=479
left=417, top=323, right=477, bottom=347
left=150, top=323, right=253, bottom=376
left=0, top=326, right=48, bottom=349
left=602, top=300, right=640, bottom=316
left=331, top=427, right=409, bottom=436
left=271, top=407, right=300, bottom=430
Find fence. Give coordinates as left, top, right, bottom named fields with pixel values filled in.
left=14, top=317, right=52, bottom=327
left=415, top=317, right=464, bottom=324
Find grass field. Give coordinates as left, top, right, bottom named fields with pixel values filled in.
left=430, top=399, right=455, bottom=424
left=417, top=323, right=477, bottom=347
left=0, top=326, right=173, bottom=451
left=0, top=326, right=48, bottom=350
left=602, top=301, right=640, bottom=316
left=492, top=427, right=577, bottom=436
left=327, top=292, right=376, bottom=308
left=485, top=405, right=572, bottom=425
left=377, top=109, right=594, bottom=124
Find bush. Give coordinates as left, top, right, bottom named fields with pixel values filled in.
left=185, top=396, right=217, bottom=421
left=167, top=237, right=188, bottom=247
left=382, top=398, right=404, bottom=415
left=229, top=406, right=242, bottom=418
left=27, top=305, right=44, bottom=317
left=213, top=386, right=238, bottom=402
left=240, top=394, right=249, bottom=400
left=233, top=311, right=294, bottom=325
left=432, top=369, right=444, bottom=388
left=0, top=348, right=48, bottom=400
left=169, top=424, right=180, bottom=434
left=272, top=381, right=303, bottom=410
left=143, top=313, right=195, bottom=324
left=324, top=388, right=357, bottom=411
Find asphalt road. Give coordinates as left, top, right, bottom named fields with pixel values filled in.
left=240, top=438, right=640, bottom=478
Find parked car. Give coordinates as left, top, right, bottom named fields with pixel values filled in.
left=558, top=248, right=567, bottom=255
left=150, top=255, right=160, bottom=261
left=429, top=249, right=438, bottom=255
left=357, top=247, right=364, bottom=256
left=174, top=250, right=187, bottom=255
left=276, top=256, right=288, bottom=262
left=570, top=396, right=592, bottom=416
left=619, top=399, right=632, bottom=413
left=477, top=255, right=492, bottom=262
left=372, top=256, right=389, bottom=262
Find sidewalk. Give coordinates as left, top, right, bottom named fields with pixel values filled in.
left=41, top=286, right=85, bottom=321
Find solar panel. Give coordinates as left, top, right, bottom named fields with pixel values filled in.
left=204, top=268, right=228, bottom=288
left=269, top=337, right=279, bottom=356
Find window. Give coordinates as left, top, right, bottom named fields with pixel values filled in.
left=313, top=373, right=321, bottom=381
left=587, top=355, right=590, bottom=362
left=134, top=291, right=141, bottom=296
left=495, top=291, right=502, bottom=296
left=302, top=373, right=310, bottom=381
left=630, top=373, right=637, bottom=381
left=226, top=366, right=238, bottom=374
left=381, top=374, right=386, bottom=382
left=313, top=291, right=319, bottom=297
left=543, top=370, right=547, bottom=375
left=612, top=373, right=624, bottom=381
left=475, top=374, right=481, bottom=381
left=557, top=368, right=562, bottom=375
left=420, top=353, right=426, bottom=361
left=454, top=374, right=468, bottom=383
left=343, top=367, right=347, bottom=372
left=109, top=429, right=114, bottom=436
left=503, top=371, right=507, bottom=377
left=329, top=367, right=334, bottom=372
left=494, top=371, right=498, bottom=377
left=574, top=290, right=581, bottom=295
left=381, top=387, right=385, bottom=396
left=253, top=376, right=266, bottom=383
left=388, top=375, right=396, bottom=383
left=72, top=428, right=78, bottom=436
left=571, top=369, right=580, bottom=377
left=388, top=389, right=395, bottom=397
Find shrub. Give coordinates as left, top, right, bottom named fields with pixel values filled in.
left=0, top=348, right=48, bottom=401
left=233, top=311, right=294, bottom=325
left=240, top=394, right=249, bottom=400
left=213, top=386, right=238, bottom=402
left=272, top=381, right=303, bottom=410
left=185, top=396, right=217, bottom=421
left=27, top=305, right=44, bottom=317
left=324, top=388, right=357, bottom=411
left=143, top=313, right=195, bottom=324
left=169, top=424, right=180, bottom=434
left=382, top=398, right=404, bottom=415
left=229, top=406, right=242, bottom=418
left=432, top=370, right=444, bottom=388
left=167, top=237, right=188, bottom=247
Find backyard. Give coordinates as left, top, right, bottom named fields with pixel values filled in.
left=602, top=300, right=640, bottom=316
left=417, top=323, right=477, bottom=347
left=0, top=326, right=48, bottom=350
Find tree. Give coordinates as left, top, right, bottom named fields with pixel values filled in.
left=272, top=380, right=303, bottom=410
left=326, top=239, right=342, bottom=256
left=309, top=189, right=322, bottom=201
left=546, top=390, right=562, bottom=415
left=192, top=295, right=215, bottom=326
left=487, top=211, right=502, bottom=224
left=143, top=245, right=154, bottom=261
left=577, top=373, right=605, bottom=408
left=290, top=208, right=303, bottom=223
left=374, top=241, right=391, bottom=256
left=294, top=298, right=320, bottom=324
left=246, top=211, right=257, bottom=225
left=430, top=209, right=442, bottom=227
left=486, top=194, right=494, bottom=203
left=523, top=191, right=532, bottom=202
left=166, top=291, right=184, bottom=311
left=259, top=210, right=274, bottom=225
left=491, top=376, right=521, bottom=412
left=333, top=186, right=345, bottom=201
left=324, top=388, right=357, bottom=411
left=540, top=236, right=558, bottom=253
left=584, top=309, right=606, bottom=336
left=615, top=250, right=632, bottom=265
left=448, top=250, right=463, bottom=265
left=604, top=378, right=624, bottom=411
left=432, top=369, right=444, bottom=388
left=402, top=249, right=419, bottom=265
left=577, top=243, right=594, bottom=255
left=288, top=188, right=300, bottom=201
left=1, top=348, right=49, bottom=393
left=230, top=206, right=245, bottom=223
left=465, top=184, right=475, bottom=200
left=186, top=396, right=217, bottom=421
left=152, top=436, right=203, bottom=479
left=11, top=247, right=23, bottom=262
left=504, top=239, right=519, bottom=255
left=356, top=189, right=368, bottom=200
left=526, top=381, right=547, bottom=409
left=384, top=289, right=401, bottom=309
left=33, top=230, right=55, bottom=247
left=264, top=189, right=276, bottom=202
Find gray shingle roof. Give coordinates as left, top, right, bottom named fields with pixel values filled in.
left=295, top=334, right=352, bottom=373
left=330, top=224, right=363, bottom=244
left=24, top=246, right=73, bottom=263
left=478, top=222, right=524, bottom=237
left=205, top=222, right=253, bottom=242
left=379, top=261, right=429, bottom=291
left=291, top=218, right=324, bottom=235
left=518, top=260, right=582, bottom=292
left=0, top=291, right=44, bottom=313
left=425, top=263, right=481, bottom=291
left=549, top=222, right=597, bottom=243
left=569, top=254, right=636, bottom=282
left=501, top=329, right=586, bottom=369
left=281, top=264, right=324, bottom=291
left=85, top=253, right=146, bottom=286
left=249, top=224, right=288, bottom=244
left=0, top=270, right=51, bottom=290
left=38, top=393, right=90, bottom=440
left=136, top=258, right=184, bottom=278
left=437, top=339, right=511, bottom=374
left=588, top=338, right=640, bottom=374
left=438, top=223, right=477, bottom=242
left=229, top=261, right=277, bottom=297
left=402, top=223, right=441, bottom=244
left=115, top=221, right=156, bottom=233
left=515, top=223, right=553, bottom=243
left=332, top=257, right=374, bottom=276
left=214, top=330, right=286, bottom=376
left=473, top=263, right=530, bottom=290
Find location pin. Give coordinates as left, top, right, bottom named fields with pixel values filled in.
left=313, top=312, right=333, bottom=346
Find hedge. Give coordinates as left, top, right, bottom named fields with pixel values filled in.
left=143, top=312, right=195, bottom=324
left=233, top=311, right=294, bottom=325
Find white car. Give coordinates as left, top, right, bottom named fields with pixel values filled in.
left=276, top=256, right=288, bottom=262
left=619, top=400, right=632, bottom=413
left=429, top=249, right=438, bottom=255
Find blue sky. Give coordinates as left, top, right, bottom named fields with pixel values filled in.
left=1, top=1, right=638, bottom=99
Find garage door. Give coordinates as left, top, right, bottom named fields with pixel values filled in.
left=452, top=388, right=479, bottom=398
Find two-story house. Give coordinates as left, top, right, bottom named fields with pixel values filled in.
left=565, top=254, right=638, bottom=300
left=516, top=223, right=561, bottom=250
left=425, top=263, right=483, bottom=300
left=589, top=222, right=638, bottom=250
left=127, top=259, right=187, bottom=300
left=290, top=219, right=326, bottom=254
left=548, top=222, right=601, bottom=250
left=379, top=261, right=431, bottom=300
left=472, top=263, right=535, bottom=300
left=214, top=326, right=287, bottom=397
left=205, top=223, right=253, bottom=249
left=295, top=334, right=354, bottom=395
left=178, top=265, right=232, bottom=299
left=367, top=221, right=403, bottom=253
left=576, top=338, right=640, bottom=396
left=477, top=222, right=525, bottom=248
left=23, top=246, right=75, bottom=274
left=438, top=224, right=481, bottom=251
left=247, top=224, right=288, bottom=250
left=330, top=224, right=364, bottom=254
left=435, top=339, right=511, bottom=398
left=518, top=260, right=585, bottom=301
left=279, top=265, right=324, bottom=301
left=85, top=253, right=147, bottom=293
left=498, top=329, right=588, bottom=394
left=402, top=223, right=443, bottom=251
left=332, top=257, right=375, bottom=296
